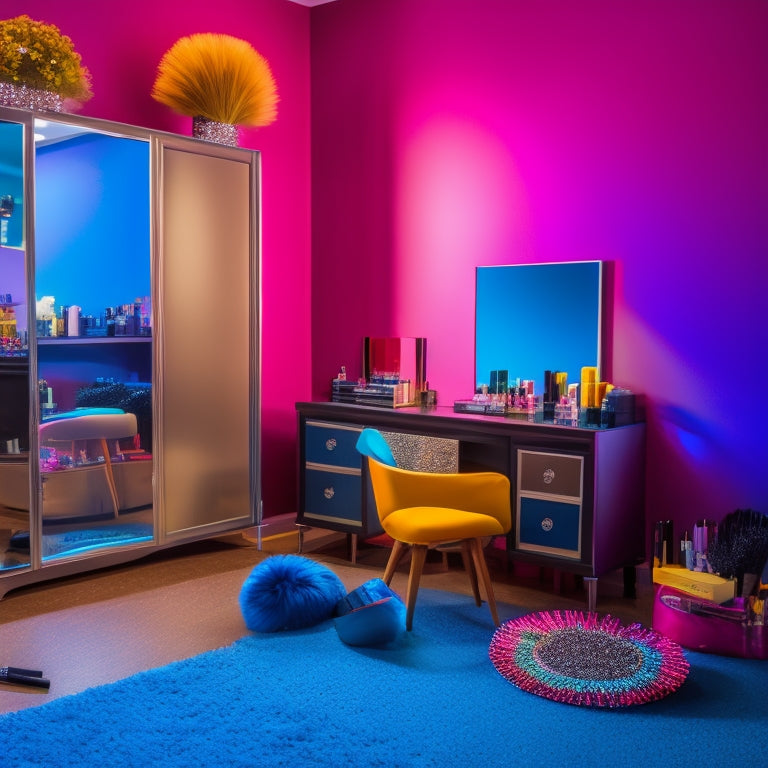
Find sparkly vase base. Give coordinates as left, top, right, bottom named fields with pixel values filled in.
left=192, top=117, right=239, bottom=146
left=489, top=610, right=690, bottom=708
left=0, top=82, right=62, bottom=111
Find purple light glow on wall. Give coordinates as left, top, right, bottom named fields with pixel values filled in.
left=312, top=0, right=768, bottom=538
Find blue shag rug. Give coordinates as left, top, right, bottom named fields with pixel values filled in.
left=0, top=589, right=765, bottom=768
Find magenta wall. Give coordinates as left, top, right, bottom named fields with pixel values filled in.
left=9, top=0, right=312, bottom=518
left=311, top=0, right=768, bottom=542
left=7, top=1, right=768, bottom=540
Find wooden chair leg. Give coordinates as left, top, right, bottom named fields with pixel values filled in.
left=99, top=438, right=120, bottom=518
left=460, top=540, right=481, bottom=606
left=383, top=539, right=408, bottom=585
left=469, top=537, right=500, bottom=626
left=405, top=544, right=428, bottom=631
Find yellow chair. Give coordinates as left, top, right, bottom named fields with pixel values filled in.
left=356, top=428, right=511, bottom=630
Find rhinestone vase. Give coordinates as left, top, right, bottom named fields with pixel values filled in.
left=192, top=116, right=239, bottom=146
left=0, top=82, right=63, bottom=111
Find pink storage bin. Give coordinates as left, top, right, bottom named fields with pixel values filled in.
left=652, top=585, right=767, bottom=659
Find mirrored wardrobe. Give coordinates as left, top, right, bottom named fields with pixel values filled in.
left=0, top=108, right=260, bottom=597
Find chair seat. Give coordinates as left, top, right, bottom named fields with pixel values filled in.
left=383, top=506, right=506, bottom=545
left=356, top=427, right=512, bottom=630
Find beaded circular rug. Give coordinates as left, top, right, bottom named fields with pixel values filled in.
left=489, top=611, right=689, bottom=708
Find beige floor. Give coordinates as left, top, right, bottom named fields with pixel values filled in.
left=0, top=524, right=653, bottom=715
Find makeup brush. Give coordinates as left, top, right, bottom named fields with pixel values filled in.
left=706, top=509, right=768, bottom=597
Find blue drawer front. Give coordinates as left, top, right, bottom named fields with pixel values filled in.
left=304, top=468, right=362, bottom=526
left=305, top=422, right=362, bottom=468
left=518, top=496, right=581, bottom=555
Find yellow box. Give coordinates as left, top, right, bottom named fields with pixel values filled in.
left=652, top=565, right=736, bottom=604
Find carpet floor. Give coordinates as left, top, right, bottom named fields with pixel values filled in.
left=0, top=587, right=765, bottom=768
left=0, top=529, right=654, bottom=717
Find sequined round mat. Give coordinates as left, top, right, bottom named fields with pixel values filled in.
left=489, top=611, right=689, bottom=708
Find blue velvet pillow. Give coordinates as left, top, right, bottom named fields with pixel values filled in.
left=335, top=598, right=406, bottom=647
left=239, top=555, right=346, bottom=632
left=334, top=578, right=406, bottom=647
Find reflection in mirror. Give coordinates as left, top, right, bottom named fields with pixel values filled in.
left=34, top=121, right=154, bottom=561
left=332, top=337, right=427, bottom=409
left=0, top=119, right=30, bottom=571
left=475, top=261, right=603, bottom=398
left=364, top=337, right=427, bottom=390
left=0, top=121, right=24, bottom=249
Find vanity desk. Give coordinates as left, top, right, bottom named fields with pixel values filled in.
left=295, top=401, right=645, bottom=610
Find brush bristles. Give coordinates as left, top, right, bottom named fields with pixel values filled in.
left=152, top=33, right=278, bottom=126
left=707, top=508, right=768, bottom=596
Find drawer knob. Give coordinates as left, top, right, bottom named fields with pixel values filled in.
left=542, top=468, right=555, bottom=484
left=541, top=517, right=554, bottom=531
left=323, top=486, right=335, bottom=500
left=325, top=438, right=337, bottom=451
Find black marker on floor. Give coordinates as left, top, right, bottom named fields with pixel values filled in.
left=0, top=667, right=51, bottom=690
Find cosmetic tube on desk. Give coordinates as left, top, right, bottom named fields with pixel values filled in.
left=693, top=520, right=717, bottom=572
left=580, top=367, right=598, bottom=407
left=653, top=520, right=674, bottom=568
left=680, top=531, right=694, bottom=569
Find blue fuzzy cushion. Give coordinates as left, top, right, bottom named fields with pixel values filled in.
left=239, top=555, right=347, bottom=632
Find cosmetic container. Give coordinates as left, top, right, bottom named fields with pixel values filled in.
left=653, top=520, right=674, bottom=568
left=601, top=388, right=636, bottom=427
left=653, top=585, right=766, bottom=659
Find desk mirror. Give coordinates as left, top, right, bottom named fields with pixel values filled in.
left=475, top=261, right=603, bottom=398
left=363, top=337, right=426, bottom=390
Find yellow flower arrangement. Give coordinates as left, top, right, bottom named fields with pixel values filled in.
left=0, top=15, right=92, bottom=103
left=152, top=33, right=277, bottom=128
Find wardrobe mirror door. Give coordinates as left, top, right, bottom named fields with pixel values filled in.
left=157, top=144, right=256, bottom=536
left=0, top=118, right=31, bottom=571
left=34, top=122, right=154, bottom=562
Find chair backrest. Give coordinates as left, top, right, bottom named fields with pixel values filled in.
left=356, top=428, right=399, bottom=523
left=356, top=428, right=397, bottom=467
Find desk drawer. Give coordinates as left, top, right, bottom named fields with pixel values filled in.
left=518, top=450, right=583, bottom=498
left=517, top=496, right=581, bottom=559
left=305, top=421, right=362, bottom=469
left=304, top=466, right=362, bottom=527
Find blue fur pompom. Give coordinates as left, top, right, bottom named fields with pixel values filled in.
left=239, top=555, right=346, bottom=632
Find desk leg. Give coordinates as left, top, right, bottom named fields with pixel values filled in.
left=585, top=576, right=597, bottom=612
left=296, top=524, right=308, bottom=554
left=623, top=565, right=637, bottom=598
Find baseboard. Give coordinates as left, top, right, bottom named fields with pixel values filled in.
left=240, top=514, right=346, bottom=554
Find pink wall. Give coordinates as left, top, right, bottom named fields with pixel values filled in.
left=9, top=0, right=312, bottom=518
left=7, top=0, right=768, bottom=541
left=311, top=0, right=768, bottom=542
